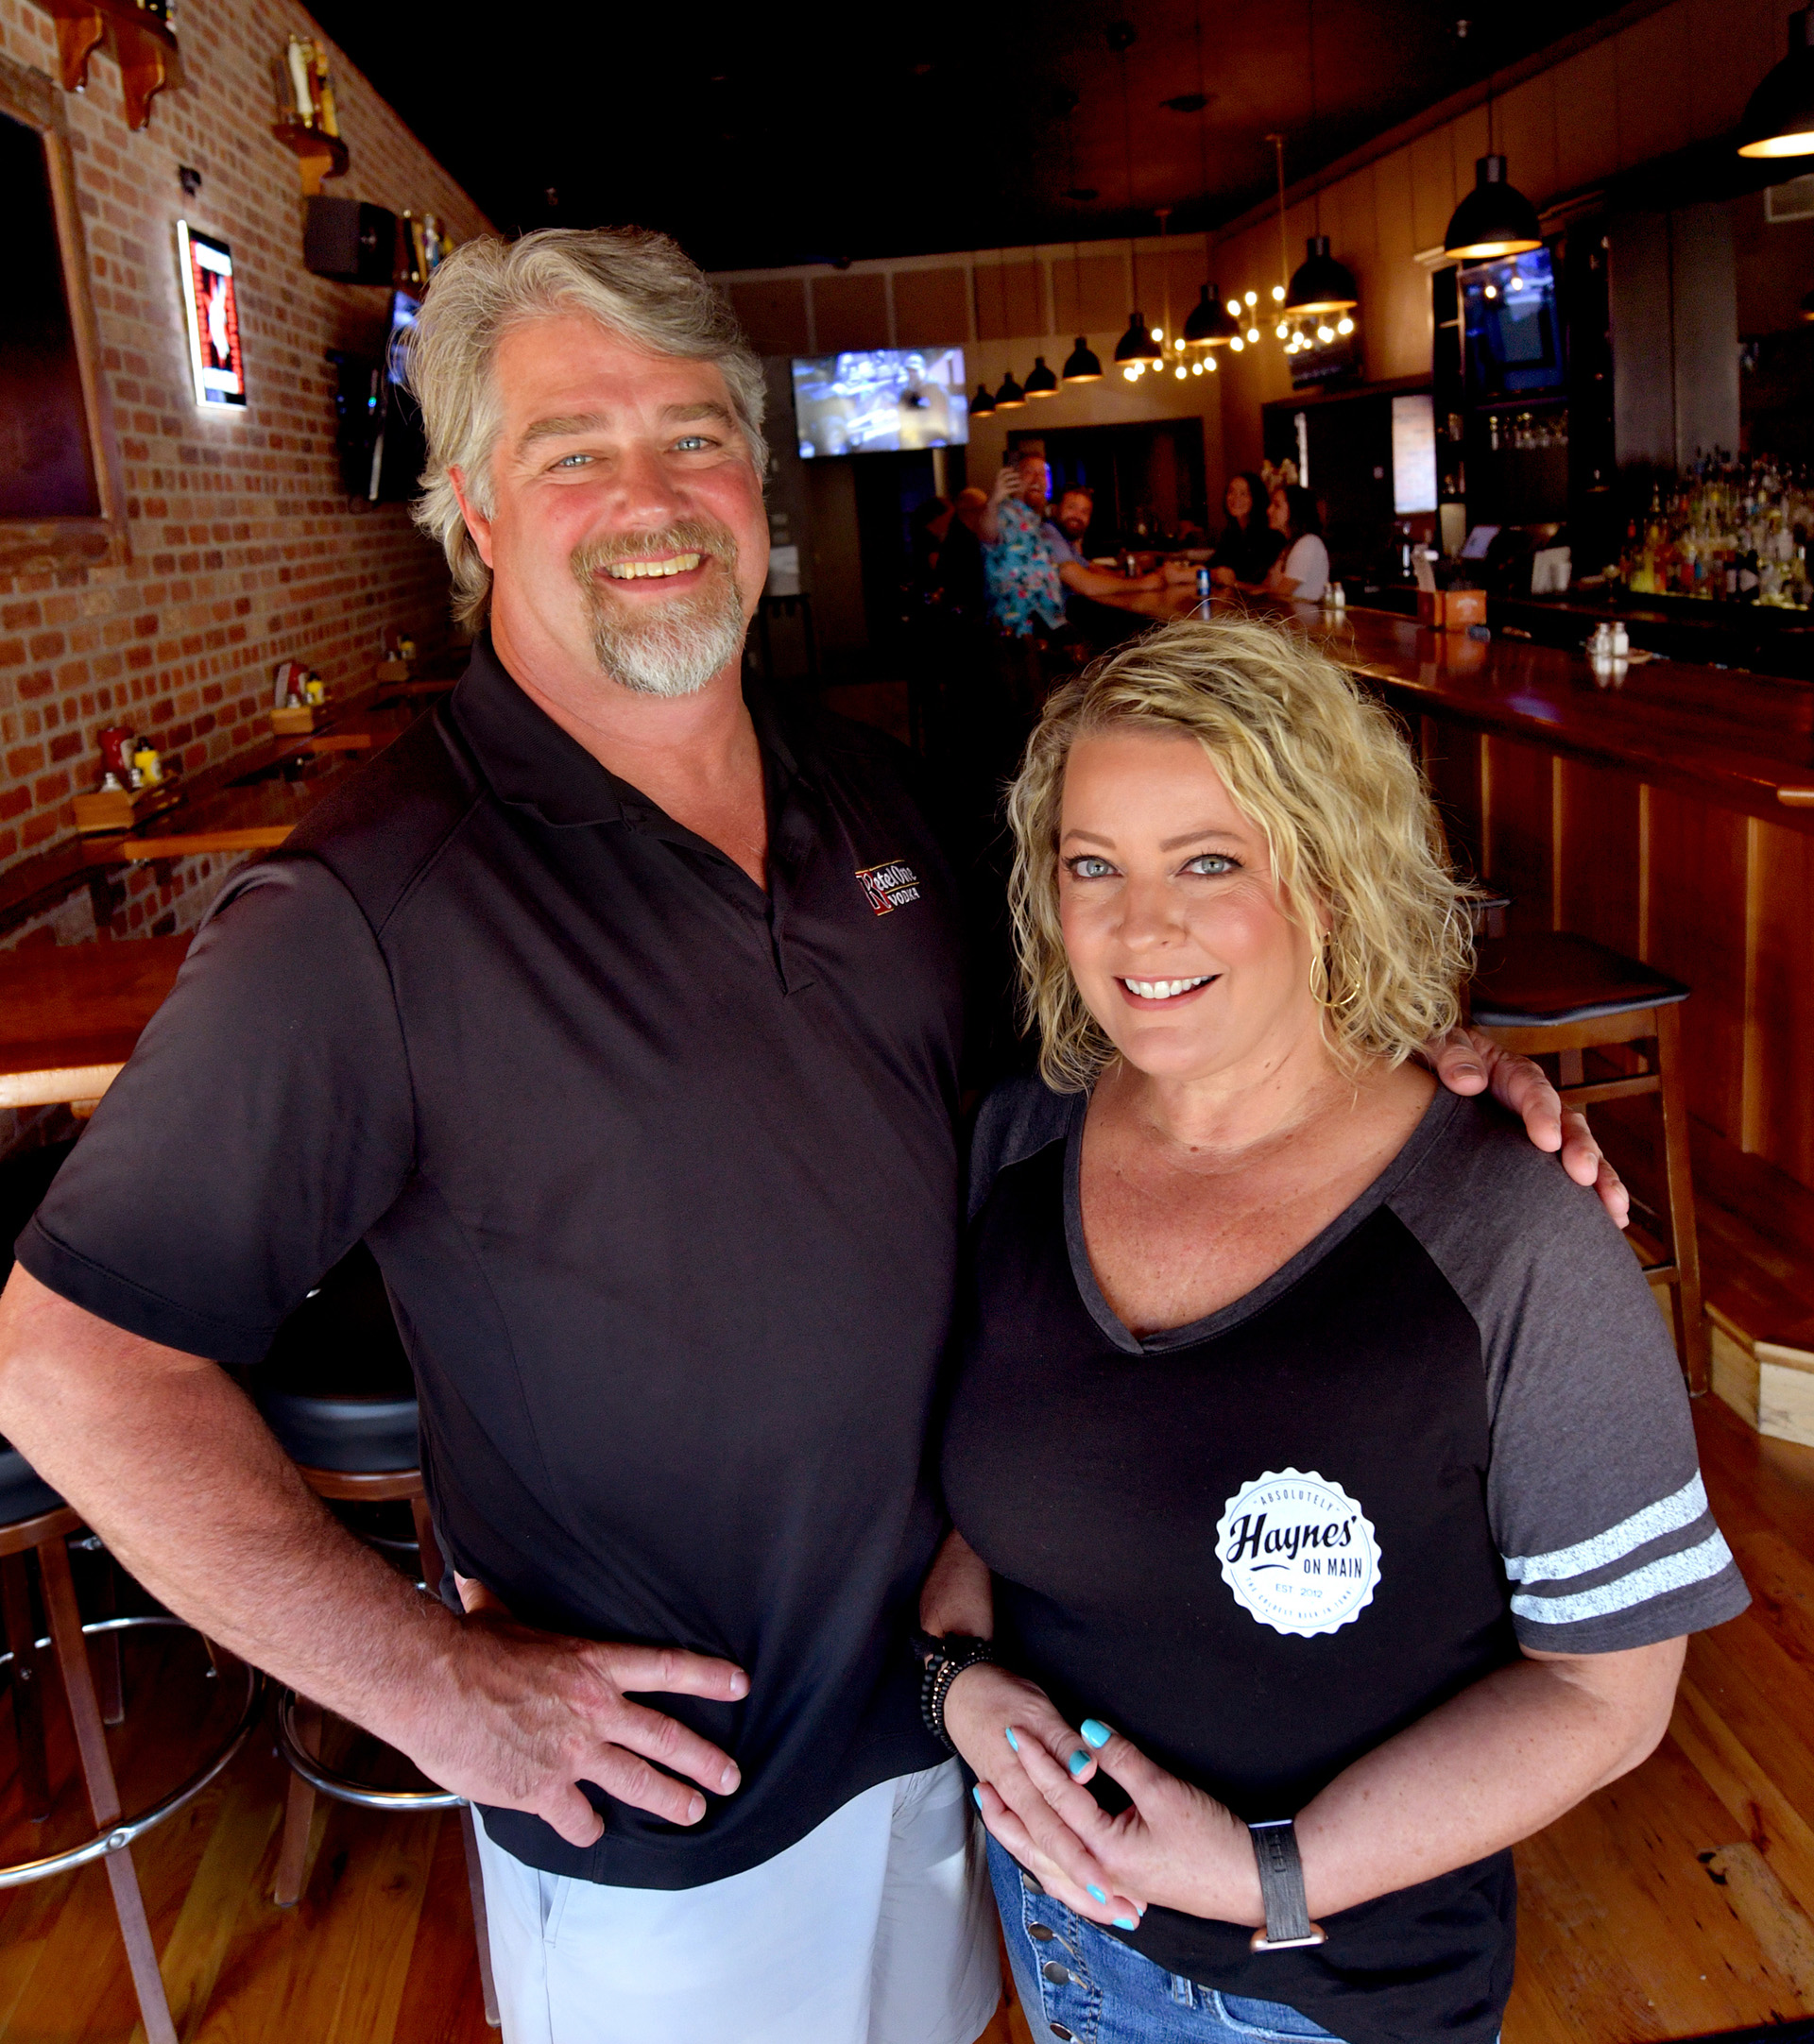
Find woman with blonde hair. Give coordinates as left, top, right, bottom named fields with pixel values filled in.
left=916, top=618, right=1745, bottom=2044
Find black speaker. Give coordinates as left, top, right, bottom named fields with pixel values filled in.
left=304, top=196, right=396, bottom=285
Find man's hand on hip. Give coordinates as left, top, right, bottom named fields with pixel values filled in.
left=435, top=1575, right=746, bottom=1844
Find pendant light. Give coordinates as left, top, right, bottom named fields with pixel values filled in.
left=1286, top=235, right=1359, bottom=314
left=967, top=256, right=995, bottom=414
left=994, top=366, right=1026, bottom=410
left=1111, top=21, right=1163, bottom=372
left=1179, top=4, right=1231, bottom=350
left=1183, top=282, right=1239, bottom=346
left=1115, top=312, right=1162, bottom=364
left=1444, top=74, right=1541, bottom=259
left=1444, top=155, right=1543, bottom=259
left=1058, top=131, right=1104, bottom=383
left=1024, top=355, right=1059, bottom=397
left=1281, top=10, right=1360, bottom=329
left=1737, top=8, right=1814, bottom=158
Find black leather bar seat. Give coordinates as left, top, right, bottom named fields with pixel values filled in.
left=246, top=1244, right=419, bottom=1474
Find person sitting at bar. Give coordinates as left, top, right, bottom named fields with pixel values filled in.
left=1042, top=484, right=1098, bottom=570
left=919, top=617, right=1745, bottom=2044
left=1207, top=472, right=1285, bottom=590
left=982, top=454, right=1190, bottom=644
left=1262, top=484, right=1330, bottom=602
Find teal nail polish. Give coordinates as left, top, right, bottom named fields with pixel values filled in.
left=1068, top=1749, right=1089, bottom=1776
left=972, top=1785, right=983, bottom=1809
left=1088, top=1883, right=1107, bottom=1903
left=1081, top=1718, right=1112, bottom=1748
left=1114, top=1916, right=1138, bottom=1931
left=1004, top=1728, right=1020, bottom=1752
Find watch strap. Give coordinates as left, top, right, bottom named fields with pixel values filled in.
left=1247, top=1818, right=1327, bottom=1952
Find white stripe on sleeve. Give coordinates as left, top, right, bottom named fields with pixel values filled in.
left=1502, top=1473, right=1709, bottom=1585
left=1510, top=1528, right=1735, bottom=1627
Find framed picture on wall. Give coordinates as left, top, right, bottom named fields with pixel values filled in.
left=0, top=51, right=127, bottom=570
left=176, top=220, right=247, bottom=408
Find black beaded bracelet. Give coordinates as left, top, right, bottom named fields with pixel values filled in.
left=912, top=1630, right=997, bottom=1752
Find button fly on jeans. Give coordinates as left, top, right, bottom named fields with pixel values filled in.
left=1042, top=1960, right=1075, bottom=1984
left=1028, top=1924, right=1056, bottom=1942
left=1049, top=2028, right=1074, bottom=2041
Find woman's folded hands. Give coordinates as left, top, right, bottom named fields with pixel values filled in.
left=945, top=1666, right=1266, bottom=1932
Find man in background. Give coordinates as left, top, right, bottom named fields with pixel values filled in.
left=980, top=452, right=1189, bottom=652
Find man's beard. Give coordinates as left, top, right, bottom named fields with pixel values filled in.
left=570, top=520, right=748, bottom=700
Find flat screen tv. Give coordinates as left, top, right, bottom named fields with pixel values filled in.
left=792, top=348, right=967, bottom=457
left=1461, top=246, right=1564, bottom=402
left=368, top=289, right=424, bottom=502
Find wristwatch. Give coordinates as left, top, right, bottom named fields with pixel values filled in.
left=911, top=1629, right=996, bottom=1752
left=1247, top=1818, right=1327, bottom=1952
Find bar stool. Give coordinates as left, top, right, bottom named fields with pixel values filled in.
left=0, top=1443, right=263, bottom=2044
left=1469, top=929, right=1706, bottom=1390
left=248, top=1245, right=499, bottom=2027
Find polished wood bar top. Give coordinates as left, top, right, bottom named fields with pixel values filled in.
left=0, top=932, right=190, bottom=1108
left=1087, top=588, right=1814, bottom=831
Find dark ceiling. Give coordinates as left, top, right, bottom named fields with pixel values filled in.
left=313, top=2, right=1636, bottom=273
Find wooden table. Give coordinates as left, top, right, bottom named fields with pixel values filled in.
left=0, top=669, right=460, bottom=945
left=105, top=694, right=433, bottom=863
left=0, top=934, right=190, bottom=1109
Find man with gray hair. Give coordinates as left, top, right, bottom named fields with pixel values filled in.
left=0, top=228, right=1001, bottom=2043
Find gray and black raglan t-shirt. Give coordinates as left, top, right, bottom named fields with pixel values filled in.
left=942, top=1076, right=1747, bottom=2044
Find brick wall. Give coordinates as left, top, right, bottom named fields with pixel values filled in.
left=0, top=0, right=488, bottom=889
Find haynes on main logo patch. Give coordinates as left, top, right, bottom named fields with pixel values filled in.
left=856, top=860, right=922, bottom=915
left=1216, top=1469, right=1380, bottom=1637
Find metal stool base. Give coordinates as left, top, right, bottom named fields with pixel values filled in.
left=0, top=1614, right=264, bottom=1888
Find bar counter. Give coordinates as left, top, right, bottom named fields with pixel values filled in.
left=1095, top=588, right=1814, bottom=830
left=1094, top=586, right=1814, bottom=1415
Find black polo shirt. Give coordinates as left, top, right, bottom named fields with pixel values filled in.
left=20, top=637, right=964, bottom=1887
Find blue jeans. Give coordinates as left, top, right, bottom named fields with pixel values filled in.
left=987, top=1835, right=1343, bottom=2044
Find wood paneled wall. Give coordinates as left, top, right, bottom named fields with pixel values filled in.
left=1210, top=0, right=1789, bottom=472
left=1423, top=719, right=1814, bottom=1194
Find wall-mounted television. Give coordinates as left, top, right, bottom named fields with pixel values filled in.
left=791, top=348, right=967, bottom=457
left=1461, top=246, right=1564, bottom=402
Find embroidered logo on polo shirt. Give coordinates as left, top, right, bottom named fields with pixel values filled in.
left=855, top=860, right=922, bottom=915
left=1216, top=1469, right=1381, bottom=1638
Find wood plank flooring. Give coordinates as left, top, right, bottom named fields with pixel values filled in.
left=5, top=1394, right=1811, bottom=2043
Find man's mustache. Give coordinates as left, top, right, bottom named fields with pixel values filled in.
left=572, top=521, right=741, bottom=583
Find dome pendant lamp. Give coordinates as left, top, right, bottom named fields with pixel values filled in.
left=1062, top=334, right=1104, bottom=382
left=1183, top=281, right=1240, bottom=348
left=1114, top=311, right=1163, bottom=364
left=969, top=382, right=996, bottom=417
left=1444, top=153, right=1543, bottom=260
left=1737, top=8, right=1814, bottom=157
left=1285, top=235, right=1359, bottom=315
left=1024, top=354, right=1059, bottom=397
left=994, top=367, right=1026, bottom=410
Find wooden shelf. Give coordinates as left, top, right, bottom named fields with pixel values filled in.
left=271, top=118, right=347, bottom=198
left=35, top=0, right=180, bottom=130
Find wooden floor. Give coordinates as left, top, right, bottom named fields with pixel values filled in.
left=4, top=1394, right=1811, bottom=2043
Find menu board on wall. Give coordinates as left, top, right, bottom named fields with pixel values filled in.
left=176, top=220, right=247, bottom=408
